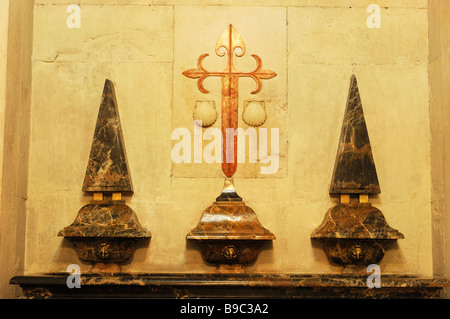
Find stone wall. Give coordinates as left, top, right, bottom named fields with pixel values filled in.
left=0, top=0, right=33, bottom=298
left=24, top=0, right=431, bottom=276
left=1, top=0, right=441, bottom=298
left=429, top=0, right=450, bottom=295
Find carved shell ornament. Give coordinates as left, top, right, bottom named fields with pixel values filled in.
left=193, top=101, right=217, bottom=127
left=242, top=101, right=266, bottom=127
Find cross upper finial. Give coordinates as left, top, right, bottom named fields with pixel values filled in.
left=183, top=24, right=276, bottom=95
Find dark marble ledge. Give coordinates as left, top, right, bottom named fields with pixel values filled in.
left=10, top=273, right=450, bottom=288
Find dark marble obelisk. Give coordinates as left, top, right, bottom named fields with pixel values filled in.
left=311, top=75, right=403, bottom=272
left=59, top=79, right=150, bottom=266
left=82, top=79, right=133, bottom=193
left=330, top=75, right=380, bottom=195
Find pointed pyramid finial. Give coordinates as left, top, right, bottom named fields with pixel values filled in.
left=82, top=79, right=133, bottom=193
left=329, top=75, right=380, bottom=195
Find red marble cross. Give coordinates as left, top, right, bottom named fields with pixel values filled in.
left=183, top=24, right=277, bottom=178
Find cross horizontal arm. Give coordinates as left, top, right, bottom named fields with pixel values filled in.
left=182, top=54, right=276, bottom=94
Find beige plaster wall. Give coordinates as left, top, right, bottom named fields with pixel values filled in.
left=0, top=0, right=11, bottom=299
left=23, top=0, right=433, bottom=278
left=429, top=0, right=450, bottom=292
left=440, top=2, right=450, bottom=291
left=0, top=0, right=34, bottom=298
